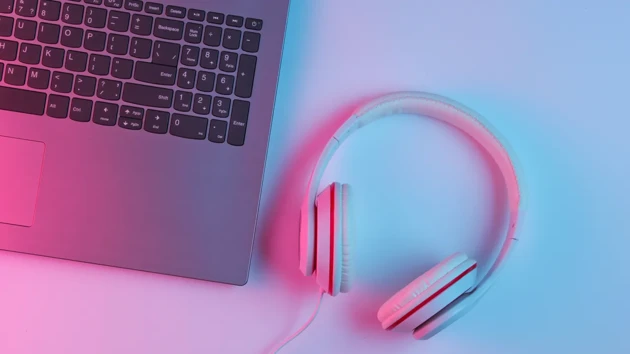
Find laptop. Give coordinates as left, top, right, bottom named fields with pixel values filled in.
left=0, top=0, right=291, bottom=285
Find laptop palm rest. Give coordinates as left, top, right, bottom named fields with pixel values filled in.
left=0, top=136, right=45, bottom=227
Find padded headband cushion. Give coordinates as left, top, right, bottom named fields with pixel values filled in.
left=377, top=253, right=471, bottom=323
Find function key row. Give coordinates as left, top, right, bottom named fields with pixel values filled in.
left=0, top=0, right=263, bottom=30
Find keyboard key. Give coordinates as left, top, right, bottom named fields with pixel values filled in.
left=107, top=33, right=129, bottom=55
left=122, top=82, right=172, bottom=108
left=173, top=90, right=191, bottom=112
left=84, top=0, right=103, bottom=5
left=227, top=100, right=249, bottom=146
left=4, top=64, right=26, bottom=86
left=61, top=26, right=83, bottom=48
left=130, top=37, right=151, bottom=58
left=226, top=15, right=243, bottom=28
left=184, top=22, right=202, bottom=43
left=42, top=46, right=64, bottom=68
left=0, top=39, right=18, bottom=60
left=120, top=105, right=143, bottom=119
left=143, top=1, right=161, bottom=15
left=18, top=42, right=41, bottom=64
left=208, top=119, right=227, bottom=143
left=153, top=17, right=183, bottom=40
left=222, top=29, right=241, bottom=50
left=0, top=86, right=46, bottom=115
left=0, top=16, right=12, bottom=37
left=242, top=31, right=260, bottom=53
left=92, top=101, right=118, bottom=125
left=47, top=94, right=70, bottom=118
left=61, top=3, right=84, bottom=25
left=0, top=62, right=3, bottom=80
left=177, top=67, right=195, bottom=89
left=193, top=93, right=210, bottom=115
left=51, top=71, right=73, bottom=93
left=16, top=0, right=37, bottom=17
left=133, top=61, right=175, bottom=85
left=0, top=0, right=14, bottom=14
left=152, top=40, right=179, bottom=66
left=180, top=45, right=198, bottom=66
left=245, top=18, right=262, bottom=31
left=39, top=0, right=61, bottom=21
left=97, top=78, right=122, bottom=100
left=196, top=70, right=214, bottom=92
left=69, top=97, right=93, bottom=122
left=165, top=5, right=185, bottom=18
left=37, top=22, right=60, bottom=44
left=206, top=12, right=223, bottom=24
left=130, top=14, right=152, bottom=35
left=85, top=6, right=107, bottom=28
left=108, top=10, right=130, bottom=32
left=235, top=54, right=256, bottom=98
left=203, top=25, right=221, bottom=46
left=216, top=74, right=234, bottom=95
left=118, top=116, right=142, bottom=130
left=84, top=30, right=106, bottom=51
left=212, top=96, right=230, bottom=118
left=200, top=48, right=218, bottom=69
left=111, top=57, right=132, bottom=79
left=124, top=0, right=142, bottom=11
left=219, top=51, right=237, bottom=72
left=14, top=19, right=37, bottom=40
left=104, top=0, right=122, bottom=8
left=73, top=74, right=96, bottom=96
left=144, top=109, right=169, bottom=133
left=88, top=53, right=110, bottom=75
left=65, top=50, right=87, bottom=72
left=27, top=67, right=50, bottom=89
left=170, top=113, right=207, bottom=139
left=187, top=9, right=204, bottom=21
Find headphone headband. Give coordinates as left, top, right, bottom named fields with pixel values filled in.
left=300, top=92, right=524, bottom=296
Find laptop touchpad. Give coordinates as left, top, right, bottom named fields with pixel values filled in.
left=0, top=136, right=45, bottom=227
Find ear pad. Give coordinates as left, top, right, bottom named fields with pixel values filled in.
left=339, top=184, right=351, bottom=293
left=377, top=253, right=478, bottom=333
left=314, top=182, right=350, bottom=296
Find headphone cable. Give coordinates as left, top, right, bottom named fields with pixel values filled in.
left=268, top=288, right=325, bottom=354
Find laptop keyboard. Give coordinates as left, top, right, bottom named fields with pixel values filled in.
left=0, top=0, right=263, bottom=146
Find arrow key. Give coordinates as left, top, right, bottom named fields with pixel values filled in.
left=144, top=109, right=169, bottom=134
left=92, top=101, right=118, bottom=126
left=120, top=105, right=144, bottom=119
left=119, top=116, right=142, bottom=130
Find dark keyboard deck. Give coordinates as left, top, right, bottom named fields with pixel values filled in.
left=0, top=0, right=262, bottom=145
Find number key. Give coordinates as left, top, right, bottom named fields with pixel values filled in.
left=216, top=74, right=234, bottom=95
left=16, top=0, right=38, bottom=17
left=174, top=90, right=192, bottom=112
left=85, top=6, right=107, bottom=28
left=212, top=96, right=230, bottom=118
left=62, top=3, right=84, bottom=24
left=193, top=93, right=211, bottom=115
left=219, top=51, right=237, bottom=72
left=170, top=113, right=208, bottom=140
left=39, top=0, right=61, bottom=21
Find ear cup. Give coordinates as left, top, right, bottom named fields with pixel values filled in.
left=377, top=253, right=478, bottom=333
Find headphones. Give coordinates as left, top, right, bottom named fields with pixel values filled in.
left=298, top=92, right=524, bottom=340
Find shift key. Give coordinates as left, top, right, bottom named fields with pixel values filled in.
left=122, top=83, right=173, bottom=108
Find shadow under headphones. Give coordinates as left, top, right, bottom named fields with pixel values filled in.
left=298, top=92, right=524, bottom=340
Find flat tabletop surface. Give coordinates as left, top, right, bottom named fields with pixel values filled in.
left=1, top=1, right=629, bottom=353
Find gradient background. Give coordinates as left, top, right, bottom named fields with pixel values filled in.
left=1, top=1, right=629, bottom=353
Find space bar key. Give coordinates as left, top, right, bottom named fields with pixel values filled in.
left=122, top=83, right=173, bottom=109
